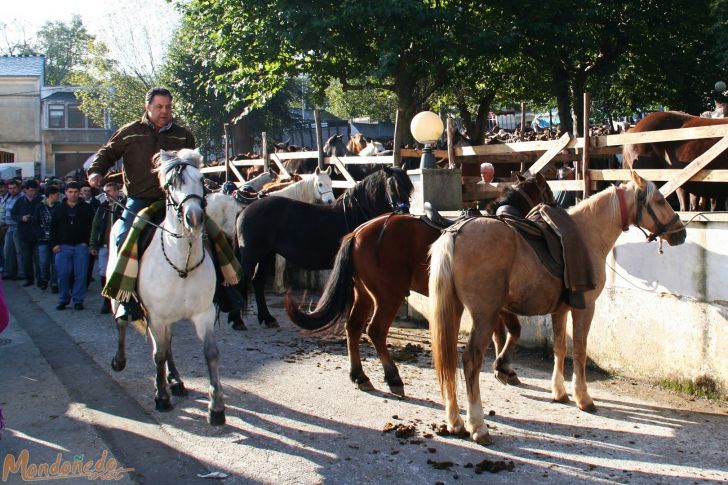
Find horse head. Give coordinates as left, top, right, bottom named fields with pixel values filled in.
left=625, top=171, right=686, bottom=246
left=313, top=166, right=335, bottom=204
left=154, top=148, right=206, bottom=233
left=347, top=134, right=367, bottom=154
left=323, top=134, right=348, bottom=156
left=383, top=166, right=414, bottom=212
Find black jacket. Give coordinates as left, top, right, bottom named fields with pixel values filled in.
left=11, top=195, right=42, bottom=242
left=49, top=201, right=94, bottom=247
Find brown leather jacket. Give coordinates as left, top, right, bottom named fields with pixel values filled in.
left=87, top=113, right=195, bottom=198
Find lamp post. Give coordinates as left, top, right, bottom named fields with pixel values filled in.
left=410, top=111, right=445, bottom=170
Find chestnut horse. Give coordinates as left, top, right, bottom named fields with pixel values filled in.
left=622, top=111, right=728, bottom=211
left=285, top=173, right=555, bottom=396
left=428, top=172, right=686, bottom=444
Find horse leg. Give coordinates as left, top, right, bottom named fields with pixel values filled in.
left=272, top=255, right=286, bottom=295
left=252, top=253, right=278, bottom=328
left=550, top=311, right=570, bottom=404
left=347, top=285, right=375, bottom=391
left=150, top=323, right=173, bottom=412
left=193, top=307, right=225, bottom=425
left=676, top=188, right=690, bottom=212
left=166, top=340, right=188, bottom=397
left=111, top=315, right=127, bottom=372
left=366, top=295, right=406, bottom=397
left=462, top=309, right=499, bottom=445
left=492, top=312, right=522, bottom=386
left=571, top=306, right=596, bottom=413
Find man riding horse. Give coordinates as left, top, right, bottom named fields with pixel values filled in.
left=87, top=87, right=240, bottom=321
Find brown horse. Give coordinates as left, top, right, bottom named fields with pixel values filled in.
left=284, top=173, right=555, bottom=396
left=622, top=111, right=728, bottom=211
left=428, top=171, right=686, bottom=444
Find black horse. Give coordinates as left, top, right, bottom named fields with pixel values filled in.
left=236, top=166, right=414, bottom=327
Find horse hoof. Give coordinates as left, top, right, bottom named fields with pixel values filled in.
left=552, top=394, right=570, bottom=405
left=261, top=317, right=279, bottom=328
left=231, top=321, right=248, bottom=331
left=155, top=397, right=173, bottom=412
left=506, top=373, right=521, bottom=386
left=389, top=385, right=406, bottom=397
left=170, top=382, right=188, bottom=397
left=357, top=381, right=375, bottom=392
left=493, top=370, right=509, bottom=385
left=579, top=402, right=597, bottom=414
left=111, top=357, right=126, bottom=372
left=208, top=410, right=226, bottom=426
left=472, top=429, right=493, bottom=446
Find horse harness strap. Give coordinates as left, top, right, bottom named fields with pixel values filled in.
left=616, top=187, right=630, bottom=231
left=160, top=227, right=206, bottom=278
left=634, top=187, right=681, bottom=242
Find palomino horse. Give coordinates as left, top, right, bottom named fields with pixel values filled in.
left=236, top=167, right=414, bottom=328
left=428, top=171, right=686, bottom=444
left=108, top=149, right=225, bottom=425
left=622, top=111, right=728, bottom=211
left=285, top=173, right=555, bottom=396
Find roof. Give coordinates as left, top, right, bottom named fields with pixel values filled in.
left=42, top=90, right=78, bottom=101
left=350, top=121, right=395, bottom=140
left=291, top=108, right=346, bottom=123
left=0, top=55, right=45, bottom=82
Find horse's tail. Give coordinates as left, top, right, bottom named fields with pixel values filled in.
left=428, top=230, right=460, bottom=404
left=284, top=234, right=356, bottom=332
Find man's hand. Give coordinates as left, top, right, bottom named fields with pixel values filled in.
left=52, top=245, right=61, bottom=254
left=88, top=173, right=103, bottom=189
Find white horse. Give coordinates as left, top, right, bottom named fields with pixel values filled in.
left=108, top=148, right=225, bottom=425
left=207, top=166, right=335, bottom=295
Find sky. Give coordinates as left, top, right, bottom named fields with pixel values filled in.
left=1, top=0, right=182, bottom=71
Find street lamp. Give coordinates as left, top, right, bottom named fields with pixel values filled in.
left=410, top=111, right=444, bottom=170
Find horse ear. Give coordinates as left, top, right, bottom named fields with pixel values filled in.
left=535, top=172, right=546, bottom=183
left=315, top=166, right=321, bottom=174
left=629, top=169, right=646, bottom=188
left=325, top=165, right=332, bottom=175
left=515, top=172, right=526, bottom=182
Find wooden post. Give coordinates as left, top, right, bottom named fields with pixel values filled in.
left=582, top=92, right=591, bottom=198
left=314, top=108, right=325, bottom=171
left=261, top=131, right=269, bottom=172
left=392, top=108, right=403, bottom=168
left=520, top=101, right=527, bottom=172
left=223, top=123, right=230, bottom=182
left=446, top=117, right=456, bottom=169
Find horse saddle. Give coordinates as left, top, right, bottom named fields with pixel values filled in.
left=498, top=204, right=597, bottom=309
left=233, top=189, right=264, bottom=205
left=420, top=202, right=481, bottom=230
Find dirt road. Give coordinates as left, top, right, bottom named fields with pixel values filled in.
left=1, top=280, right=727, bottom=484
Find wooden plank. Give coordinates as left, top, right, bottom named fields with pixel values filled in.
left=270, top=153, right=292, bottom=179
left=262, top=132, right=269, bottom=172
left=447, top=117, right=456, bottom=169
left=200, top=166, right=227, bottom=174
left=547, top=180, right=583, bottom=191
left=526, top=133, right=572, bottom=176
left=328, top=156, right=394, bottom=165
left=590, top=124, right=728, bottom=147
left=659, top=135, right=728, bottom=196
left=332, top=180, right=356, bottom=189
left=591, top=169, right=728, bottom=182
left=231, top=159, right=264, bottom=166
left=271, top=150, right=319, bottom=159
left=227, top=160, right=247, bottom=185
left=330, top=156, right=357, bottom=185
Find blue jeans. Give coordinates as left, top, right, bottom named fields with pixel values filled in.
left=116, top=197, right=157, bottom=248
left=37, top=243, right=56, bottom=286
left=97, top=247, right=109, bottom=278
left=3, top=226, right=23, bottom=278
left=55, top=244, right=89, bottom=304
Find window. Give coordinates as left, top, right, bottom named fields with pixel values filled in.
left=68, top=104, right=85, bottom=128
left=49, top=105, right=65, bottom=128
left=0, top=151, right=14, bottom=163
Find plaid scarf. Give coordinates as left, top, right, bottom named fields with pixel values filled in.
left=102, top=201, right=242, bottom=303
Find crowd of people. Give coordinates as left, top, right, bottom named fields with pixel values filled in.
left=0, top=176, right=125, bottom=312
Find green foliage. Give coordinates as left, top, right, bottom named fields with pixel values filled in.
left=325, top=79, right=398, bottom=122
left=35, top=15, right=96, bottom=86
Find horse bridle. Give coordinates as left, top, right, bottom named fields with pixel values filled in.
left=160, top=163, right=208, bottom=278
left=314, top=177, right=334, bottom=202
left=385, top=175, right=410, bottom=214
left=617, top=186, right=682, bottom=242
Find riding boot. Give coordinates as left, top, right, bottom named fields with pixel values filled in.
left=99, top=277, right=112, bottom=314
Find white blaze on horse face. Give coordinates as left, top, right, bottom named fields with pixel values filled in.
left=169, top=167, right=205, bottom=232
left=315, top=172, right=335, bottom=204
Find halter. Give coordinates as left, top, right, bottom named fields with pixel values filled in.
left=314, top=176, right=334, bottom=202
left=159, top=162, right=207, bottom=278
left=386, top=175, right=410, bottom=214
left=616, top=186, right=682, bottom=243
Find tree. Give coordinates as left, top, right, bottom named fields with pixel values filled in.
left=0, top=21, right=38, bottom=56
left=325, top=79, right=398, bottom=122
left=181, top=0, right=504, bottom=144
left=35, top=15, right=95, bottom=86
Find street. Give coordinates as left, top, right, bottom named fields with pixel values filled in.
left=1, top=279, right=727, bottom=484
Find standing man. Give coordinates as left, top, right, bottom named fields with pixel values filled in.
left=49, top=182, right=94, bottom=310
left=86, top=87, right=195, bottom=320
left=11, top=180, right=41, bottom=287
left=2, top=180, right=23, bottom=280
left=89, top=181, right=125, bottom=314
left=33, top=186, right=61, bottom=291
left=0, top=180, right=8, bottom=273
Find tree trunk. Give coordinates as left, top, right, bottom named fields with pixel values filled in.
left=551, top=63, right=573, bottom=134
left=571, top=71, right=587, bottom=137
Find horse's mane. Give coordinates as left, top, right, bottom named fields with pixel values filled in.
left=260, top=174, right=302, bottom=193
left=335, top=167, right=413, bottom=217
left=485, top=186, right=518, bottom=215
left=152, top=149, right=203, bottom=185
left=569, top=179, right=655, bottom=226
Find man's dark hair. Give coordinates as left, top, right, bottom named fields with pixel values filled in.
left=23, top=180, right=39, bottom=189
left=103, top=181, right=120, bottom=191
left=145, top=87, right=173, bottom=105
left=46, top=186, right=60, bottom=196
left=65, top=181, right=81, bottom=190
left=7, top=179, right=19, bottom=188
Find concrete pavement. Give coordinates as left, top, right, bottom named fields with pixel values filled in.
left=1, top=278, right=728, bottom=484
